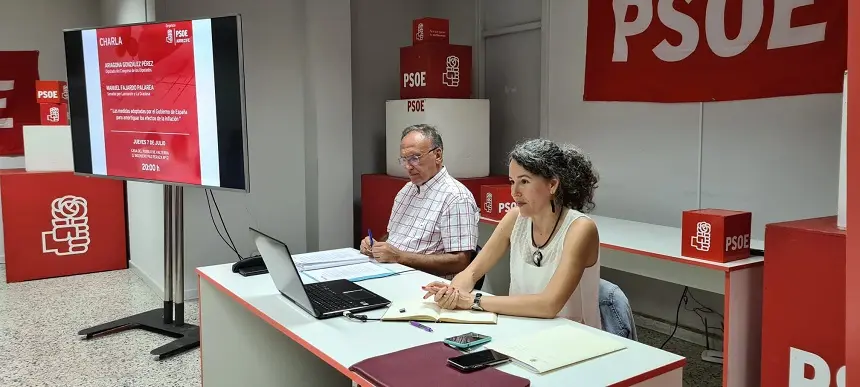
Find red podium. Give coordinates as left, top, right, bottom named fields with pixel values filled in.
left=361, top=174, right=508, bottom=239
left=1, top=171, right=127, bottom=282
left=760, top=216, right=846, bottom=387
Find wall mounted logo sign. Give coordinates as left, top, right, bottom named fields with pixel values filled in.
left=691, top=221, right=711, bottom=252
left=42, top=195, right=91, bottom=256
left=583, top=0, right=847, bottom=102
left=484, top=192, right=493, bottom=213
left=0, top=80, right=12, bottom=129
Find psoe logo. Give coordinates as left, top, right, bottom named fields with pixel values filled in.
left=789, top=347, right=845, bottom=387
left=47, top=106, right=60, bottom=123
left=442, top=55, right=460, bottom=87
left=415, top=23, right=424, bottom=41
left=484, top=192, right=493, bottom=213
left=691, top=221, right=711, bottom=252
left=166, top=28, right=173, bottom=44
left=42, top=195, right=90, bottom=256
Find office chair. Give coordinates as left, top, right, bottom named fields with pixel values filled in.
left=598, top=279, right=638, bottom=341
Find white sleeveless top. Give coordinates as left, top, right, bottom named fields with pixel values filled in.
left=509, top=209, right=601, bottom=329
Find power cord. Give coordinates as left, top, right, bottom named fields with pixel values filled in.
left=684, top=287, right=723, bottom=350
left=343, top=311, right=380, bottom=322
left=660, top=286, right=724, bottom=350
left=205, top=189, right=245, bottom=261
left=660, top=287, right=688, bottom=349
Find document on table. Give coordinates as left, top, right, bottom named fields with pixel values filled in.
left=302, top=262, right=397, bottom=282
left=292, top=248, right=370, bottom=271
left=485, top=323, right=627, bottom=374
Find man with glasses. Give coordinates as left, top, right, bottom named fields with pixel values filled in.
left=359, top=124, right=479, bottom=278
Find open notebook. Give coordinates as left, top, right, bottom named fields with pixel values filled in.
left=485, top=323, right=627, bottom=374
left=381, top=301, right=497, bottom=324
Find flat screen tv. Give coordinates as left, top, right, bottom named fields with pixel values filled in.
left=63, top=15, right=249, bottom=192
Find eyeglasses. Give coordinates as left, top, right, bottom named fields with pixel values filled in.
left=398, top=147, right=439, bottom=167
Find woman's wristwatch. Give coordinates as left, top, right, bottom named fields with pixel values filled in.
left=470, top=293, right=484, bottom=311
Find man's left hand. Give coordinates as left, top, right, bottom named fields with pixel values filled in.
left=371, top=242, right=401, bottom=263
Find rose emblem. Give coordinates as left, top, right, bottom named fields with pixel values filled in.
left=52, top=195, right=88, bottom=219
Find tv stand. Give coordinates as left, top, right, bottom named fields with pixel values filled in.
left=78, top=184, right=200, bottom=360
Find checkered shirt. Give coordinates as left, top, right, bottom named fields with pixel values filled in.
left=386, top=167, right=480, bottom=256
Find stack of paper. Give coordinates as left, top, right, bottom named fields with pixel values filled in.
left=304, top=262, right=397, bottom=282
left=485, top=323, right=627, bottom=374
left=292, top=248, right=370, bottom=271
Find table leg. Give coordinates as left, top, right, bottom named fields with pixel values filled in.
left=199, top=279, right=352, bottom=387
left=723, top=266, right=764, bottom=387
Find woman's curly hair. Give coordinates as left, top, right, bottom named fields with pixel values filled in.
left=508, top=138, right=599, bottom=213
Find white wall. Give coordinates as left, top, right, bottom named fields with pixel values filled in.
left=546, top=1, right=840, bottom=332
left=0, top=0, right=102, bottom=263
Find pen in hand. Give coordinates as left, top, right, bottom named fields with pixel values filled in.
left=368, top=229, right=374, bottom=248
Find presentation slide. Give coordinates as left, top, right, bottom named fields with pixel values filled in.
left=65, top=16, right=248, bottom=190
left=82, top=20, right=218, bottom=186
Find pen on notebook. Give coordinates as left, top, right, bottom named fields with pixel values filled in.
left=409, top=321, right=433, bottom=332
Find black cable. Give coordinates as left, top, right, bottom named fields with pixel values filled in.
left=205, top=189, right=243, bottom=260
left=343, top=311, right=380, bottom=322
left=686, top=288, right=723, bottom=319
left=207, top=190, right=239, bottom=254
left=660, top=287, right=688, bottom=349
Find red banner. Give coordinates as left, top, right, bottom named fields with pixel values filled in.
left=584, top=0, right=847, bottom=103
left=0, top=51, right=40, bottom=156
left=95, top=21, right=201, bottom=184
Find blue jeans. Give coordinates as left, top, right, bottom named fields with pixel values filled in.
left=599, top=279, right=637, bottom=341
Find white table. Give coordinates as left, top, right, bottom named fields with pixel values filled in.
left=480, top=215, right=763, bottom=387
left=196, top=262, right=686, bottom=387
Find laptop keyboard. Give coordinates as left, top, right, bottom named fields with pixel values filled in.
left=305, top=283, right=360, bottom=313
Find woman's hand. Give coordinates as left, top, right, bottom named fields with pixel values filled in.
left=450, top=271, right=476, bottom=294
left=421, top=281, right=475, bottom=310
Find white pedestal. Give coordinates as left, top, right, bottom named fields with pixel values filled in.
left=386, top=98, right=490, bottom=178
left=23, top=125, right=74, bottom=172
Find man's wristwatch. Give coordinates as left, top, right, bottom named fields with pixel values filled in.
left=471, top=293, right=484, bottom=311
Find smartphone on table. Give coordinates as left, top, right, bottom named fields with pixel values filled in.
left=447, top=349, right=511, bottom=372
left=442, top=332, right=492, bottom=350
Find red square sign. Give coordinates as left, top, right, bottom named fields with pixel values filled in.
left=412, top=17, right=449, bottom=45
left=480, top=184, right=516, bottom=221
left=35, top=80, right=68, bottom=104
left=400, top=43, right=472, bottom=99
left=681, top=208, right=752, bottom=263
left=1, top=171, right=127, bottom=282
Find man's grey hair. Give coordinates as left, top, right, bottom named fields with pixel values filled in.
left=401, top=124, right=444, bottom=151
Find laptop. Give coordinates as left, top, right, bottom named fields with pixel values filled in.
left=249, top=227, right=391, bottom=319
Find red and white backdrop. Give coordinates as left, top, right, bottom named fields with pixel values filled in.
left=584, top=0, right=847, bottom=102
left=0, top=51, right=40, bottom=156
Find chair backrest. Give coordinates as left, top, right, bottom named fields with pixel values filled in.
left=471, top=245, right=485, bottom=290
left=598, top=279, right=638, bottom=341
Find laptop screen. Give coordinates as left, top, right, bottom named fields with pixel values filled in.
left=250, top=229, right=315, bottom=313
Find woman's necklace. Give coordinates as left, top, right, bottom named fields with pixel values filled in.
left=531, top=209, right=563, bottom=267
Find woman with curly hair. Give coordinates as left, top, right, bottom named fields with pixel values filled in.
left=422, top=138, right=602, bottom=328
